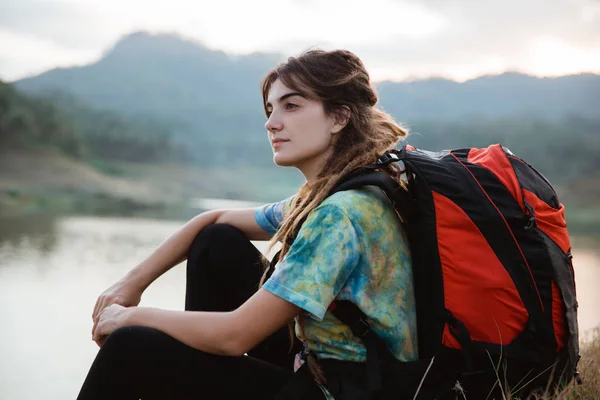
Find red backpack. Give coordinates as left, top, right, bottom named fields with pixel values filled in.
left=324, top=144, right=580, bottom=399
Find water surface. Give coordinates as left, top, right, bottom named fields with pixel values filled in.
left=0, top=214, right=598, bottom=399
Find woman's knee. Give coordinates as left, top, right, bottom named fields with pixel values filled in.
left=189, top=223, right=248, bottom=258
left=89, top=327, right=186, bottom=397
left=100, top=326, right=194, bottom=372
left=101, top=326, right=163, bottom=357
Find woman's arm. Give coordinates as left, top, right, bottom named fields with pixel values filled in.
left=94, top=289, right=300, bottom=356
left=124, top=207, right=271, bottom=291
left=92, top=207, right=272, bottom=322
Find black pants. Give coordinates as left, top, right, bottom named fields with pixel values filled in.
left=77, top=224, right=321, bottom=400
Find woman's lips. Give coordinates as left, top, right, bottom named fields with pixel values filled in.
left=272, top=139, right=289, bottom=148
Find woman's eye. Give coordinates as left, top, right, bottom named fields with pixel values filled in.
left=285, top=103, right=298, bottom=110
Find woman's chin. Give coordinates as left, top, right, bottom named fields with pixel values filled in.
left=273, top=153, right=297, bottom=167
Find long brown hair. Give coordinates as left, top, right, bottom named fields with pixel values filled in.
left=261, top=49, right=408, bottom=266
left=260, top=49, right=408, bottom=382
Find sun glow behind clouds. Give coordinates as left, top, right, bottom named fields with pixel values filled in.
left=74, top=0, right=447, bottom=53
left=366, top=38, right=600, bottom=82
left=528, top=37, right=600, bottom=77
left=0, top=0, right=599, bottom=82
left=196, top=0, right=446, bottom=52
left=368, top=56, right=512, bottom=83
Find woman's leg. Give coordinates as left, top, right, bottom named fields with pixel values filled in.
left=77, top=326, right=324, bottom=400
left=184, top=223, right=266, bottom=312
left=185, top=223, right=300, bottom=367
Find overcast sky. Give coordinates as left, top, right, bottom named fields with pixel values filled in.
left=1, top=0, right=599, bottom=82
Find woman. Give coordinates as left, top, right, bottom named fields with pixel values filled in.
left=78, top=49, right=416, bottom=400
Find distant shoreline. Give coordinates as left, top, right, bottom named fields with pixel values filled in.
left=2, top=144, right=599, bottom=234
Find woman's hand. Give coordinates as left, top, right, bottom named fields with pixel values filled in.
left=92, top=304, right=134, bottom=346
left=92, top=279, right=143, bottom=322
left=91, top=279, right=143, bottom=345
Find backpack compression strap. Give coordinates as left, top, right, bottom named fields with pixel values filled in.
left=329, top=300, right=385, bottom=399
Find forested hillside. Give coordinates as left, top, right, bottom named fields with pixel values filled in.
left=0, top=80, right=181, bottom=163
left=13, top=31, right=600, bottom=180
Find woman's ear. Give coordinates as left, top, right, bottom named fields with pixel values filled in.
left=331, top=106, right=351, bottom=134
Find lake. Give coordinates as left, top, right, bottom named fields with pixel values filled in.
left=0, top=214, right=599, bottom=400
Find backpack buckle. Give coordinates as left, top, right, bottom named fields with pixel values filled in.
left=376, top=153, right=399, bottom=165
left=524, top=215, right=536, bottom=231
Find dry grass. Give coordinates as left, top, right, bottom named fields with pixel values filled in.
left=502, top=327, right=600, bottom=400
left=550, top=328, right=600, bottom=400
left=427, top=327, right=600, bottom=400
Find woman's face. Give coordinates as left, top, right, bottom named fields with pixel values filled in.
left=265, top=78, right=344, bottom=179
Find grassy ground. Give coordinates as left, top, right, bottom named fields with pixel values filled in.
left=0, top=144, right=302, bottom=218
left=557, top=328, right=600, bottom=400
left=428, top=329, right=599, bottom=399
left=2, top=143, right=599, bottom=225
left=482, top=329, right=600, bottom=400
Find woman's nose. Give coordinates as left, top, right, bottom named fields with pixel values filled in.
left=265, top=114, right=283, bottom=133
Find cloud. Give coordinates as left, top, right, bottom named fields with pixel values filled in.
left=0, top=28, right=99, bottom=80
left=0, top=0, right=599, bottom=81
left=0, top=0, right=121, bottom=49
left=357, top=0, right=600, bottom=80
left=414, top=0, right=600, bottom=44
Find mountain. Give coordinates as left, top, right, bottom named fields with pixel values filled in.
left=16, top=32, right=281, bottom=115
left=15, top=31, right=600, bottom=122
left=14, top=32, right=287, bottom=165
left=377, top=72, right=600, bottom=120
left=12, top=31, right=600, bottom=173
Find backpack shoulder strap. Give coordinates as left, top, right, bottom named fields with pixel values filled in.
left=324, top=160, right=415, bottom=399
left=263, top=168, right=413, bottom=284
left=329, top=169, right=417, bottom=224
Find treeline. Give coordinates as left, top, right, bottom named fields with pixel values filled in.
left=2, top=79, right=599, bottom=188
left=0, top=80, right=181, bottom=162
left=180, top=113, right=600, bottom=185
left=406, top=115, right=600, bottom=183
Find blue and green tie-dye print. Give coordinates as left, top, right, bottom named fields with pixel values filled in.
left=255, top=188, right=418, bottom=364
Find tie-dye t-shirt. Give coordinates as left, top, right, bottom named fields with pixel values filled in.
left=255, top=188, right=418, bottom=363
